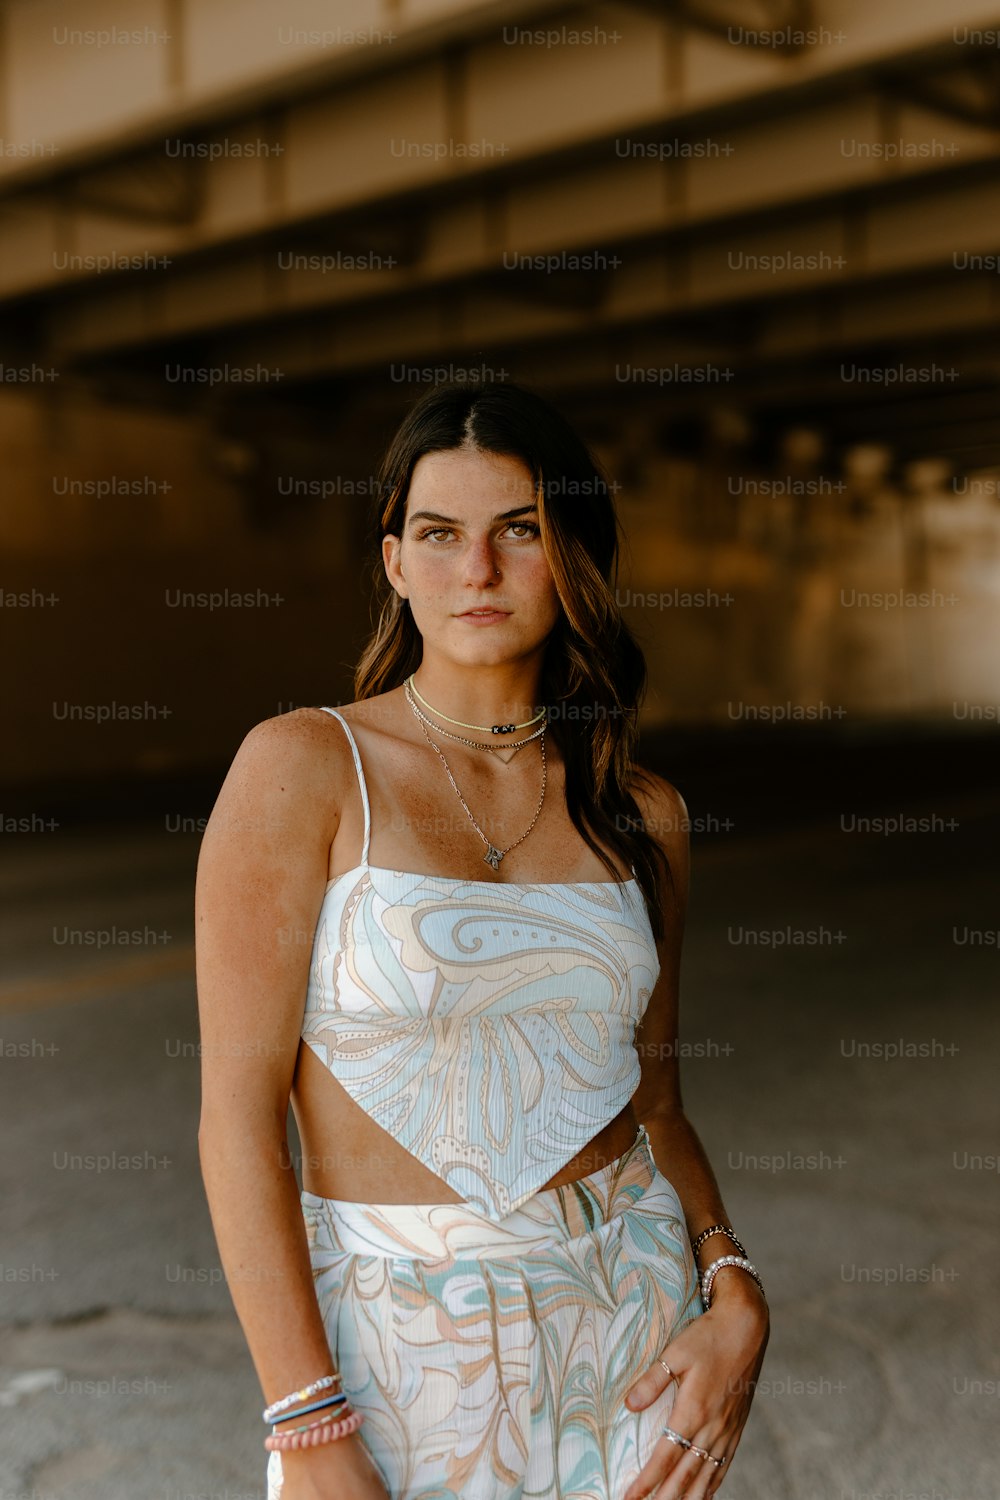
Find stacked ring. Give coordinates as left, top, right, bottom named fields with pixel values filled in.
left=661, top=1425, right=691, bottom=1450
left=689, top=1441, right=727, bottom=1468
left=660, top=1424, right=727, bottom=1467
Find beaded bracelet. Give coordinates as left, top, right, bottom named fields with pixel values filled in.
left=272, top=1407, right=352, bottom=1437
left=691, top=1223, right=747, bottom=1260
left=263, top=1372, right=341, bottom=1424
left=265, top=1407, right=364, bottom=1452
left=700, top=1254, right=765, bottom=1309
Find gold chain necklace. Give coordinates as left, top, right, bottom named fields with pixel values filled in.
left=403, top=678, right=546, bottom=764
left=405, top=694, right=547, bottom=870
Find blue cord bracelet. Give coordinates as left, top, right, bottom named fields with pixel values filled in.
left=266, top=1391, right=348, bottom=1427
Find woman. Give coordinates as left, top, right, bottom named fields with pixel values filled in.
left=196, top=380, right=769, bottom=1500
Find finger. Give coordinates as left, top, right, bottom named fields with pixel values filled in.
left=659, top=1439, right=728, bottom=1500
left=696, top=1417, right=743, bottom=1499
left=627, top=1440, right=705, bottom=1500
left=674, top=1445, right=727, bottom=1500
left=702, top=1439, right=734, bottom=1499
left=617, top=1410, right=704, bottom=1500
left=624, top=1353, right=684, bottom=1412
left=625, top=1407, right=731, bottom=1500
left=661, top=1429, right=731, bottom=1500
left=622, top=1357, right=692, bottom=1500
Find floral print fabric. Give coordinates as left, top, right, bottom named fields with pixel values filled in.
left=266, top=1123, right=704, bottom=1500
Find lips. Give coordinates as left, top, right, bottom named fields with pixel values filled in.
left=459, top=609, right=510, bottom=616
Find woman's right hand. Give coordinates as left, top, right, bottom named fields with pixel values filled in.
left=278, top=1430, right=392, bottom=1499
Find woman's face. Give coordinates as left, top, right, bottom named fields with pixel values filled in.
left=383, top=447, right=562, bottom=667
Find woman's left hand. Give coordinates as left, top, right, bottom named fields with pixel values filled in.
left=621, top=1281, right=770, bottom=1500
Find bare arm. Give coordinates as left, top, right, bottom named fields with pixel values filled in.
left=631, top=771, right=767, bottom=1311
left=623, top=771, right=769, bottom=1500
left=195, top=710, right=388, bottom=1495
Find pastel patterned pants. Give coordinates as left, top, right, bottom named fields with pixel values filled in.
left=266, top=1123, right=704, bottom=1500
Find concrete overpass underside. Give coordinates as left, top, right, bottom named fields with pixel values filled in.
left=1, top=0, right=1000, bottom=473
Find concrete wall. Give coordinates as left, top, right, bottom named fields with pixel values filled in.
left=4, top=382, right=998, bottom=789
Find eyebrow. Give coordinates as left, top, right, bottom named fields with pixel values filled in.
left=407, top=505, right=539, bottom=529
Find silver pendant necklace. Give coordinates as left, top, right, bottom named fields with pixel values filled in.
left=405, top=692, right=547, bottom=870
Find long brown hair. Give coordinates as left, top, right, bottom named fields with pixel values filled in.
left=353, top=380, right=673, bottom=940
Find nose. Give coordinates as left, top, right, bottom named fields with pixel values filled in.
left=461, top=533, right=500, bottom=585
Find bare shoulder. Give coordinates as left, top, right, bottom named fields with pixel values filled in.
left=230, top=703, right=364, bottom=783
left=629, top=763, right=691, bottom=914
left=629, top=764, right=691, bottom=852
left=204, top=704, right=363, bottom=849
left=223, top=692, right=403, bottom=802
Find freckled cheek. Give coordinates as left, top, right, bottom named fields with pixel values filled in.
left=405, top=552, right=453, bottom=598
left=522, top=558, right=561, bottom=625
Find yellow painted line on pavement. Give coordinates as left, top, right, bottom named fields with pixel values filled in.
left=0, top=945, right=195, bottom=1011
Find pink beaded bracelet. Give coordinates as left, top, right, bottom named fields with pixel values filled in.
left=272, top=1407, right=347, bottom=1437
left=264, top=1407, right=364, bottom=1452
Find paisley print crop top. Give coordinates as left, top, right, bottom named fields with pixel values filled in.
left=299, top=707, right=661, bottom=1221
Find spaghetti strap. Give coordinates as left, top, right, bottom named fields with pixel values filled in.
left=317, top=707, right=371, bottom=864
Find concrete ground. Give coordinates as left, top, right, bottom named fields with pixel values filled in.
left=1, top=787, right=997, bottom=1500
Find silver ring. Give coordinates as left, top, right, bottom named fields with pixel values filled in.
left=657, top=1359, right=676, bottom=1382
left=660, top=1424, right=692, bottom=1450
